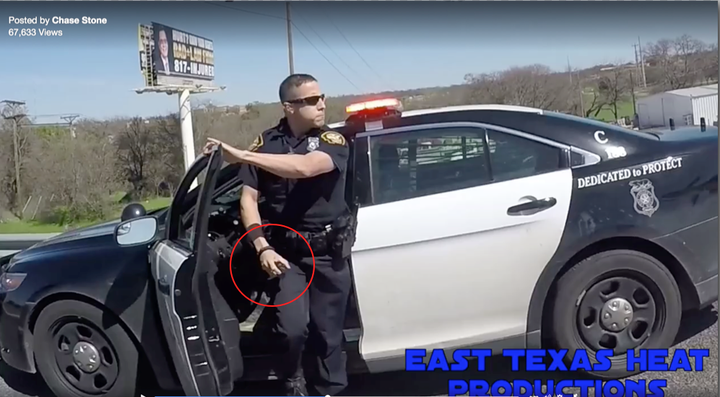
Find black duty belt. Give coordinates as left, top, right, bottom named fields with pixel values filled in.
left=268, top=226, right=332, bottom=257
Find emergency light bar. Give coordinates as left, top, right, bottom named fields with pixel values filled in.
left=345, top=98, right=402, bottom=114
left=343, top=98, right=404, bottom=134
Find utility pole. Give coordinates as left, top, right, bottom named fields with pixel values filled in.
left=632, top=43, right=640, bottom=86
left=61, top=114, right=79, bottom=138
left=637, top=36, right=647, bottom=88
left=286, top=1, right=294, bottom=74
left=1, top=100, right=27, bottom=216
left=61, top=114, right=80, bottom=200
left=629, top=71, right=637, bottom=112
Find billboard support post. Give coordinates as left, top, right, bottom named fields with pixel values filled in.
left=179, top=89, right=195, bottom=175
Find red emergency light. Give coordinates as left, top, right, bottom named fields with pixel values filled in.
left=345, top=98, right=402, bottom=114
left=343, top=97, right=403, bottom=134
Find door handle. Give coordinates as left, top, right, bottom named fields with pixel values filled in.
left=507, top=197, right=557, bottom=216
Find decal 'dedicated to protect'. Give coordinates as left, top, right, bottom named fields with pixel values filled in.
left=577, top=156, right=683, bottom=190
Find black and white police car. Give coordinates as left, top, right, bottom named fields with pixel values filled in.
left=0, top=98, right=716, bottom=397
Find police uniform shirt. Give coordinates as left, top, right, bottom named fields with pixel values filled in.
left=239, top=118, right=349, bottom=232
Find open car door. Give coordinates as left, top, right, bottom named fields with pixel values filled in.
left=150, top=146, right=242, bottom=396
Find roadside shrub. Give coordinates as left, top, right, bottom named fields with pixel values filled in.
left=39, top=201, right=114, bottom=226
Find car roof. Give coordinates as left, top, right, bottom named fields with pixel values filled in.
left=327, top=104, right=544, bottom=130
left=330, top=103, right=662, bottom=160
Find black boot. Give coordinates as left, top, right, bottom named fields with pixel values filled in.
left=284, top=378, right=309, bottom=396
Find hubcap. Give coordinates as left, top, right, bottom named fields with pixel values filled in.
left=600, top=297, right=634, bottom=331
left=72, top=341, right=100, bottom=373
left=577, top=276, right=658, bottom=353
left=52, top=321, right=120, bottom=394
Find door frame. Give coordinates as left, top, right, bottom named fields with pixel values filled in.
left=151, top=147, right=238, bottom=396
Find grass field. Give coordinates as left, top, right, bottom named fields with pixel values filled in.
left=584, top=94, right=636, bottom=123
left=0, top=196, right=172, bottom=234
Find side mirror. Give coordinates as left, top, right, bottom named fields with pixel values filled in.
left=114, top=216, right=158, bottom=246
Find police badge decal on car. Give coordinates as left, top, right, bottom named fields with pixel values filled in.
left=629, top=179, right=659, bottom=217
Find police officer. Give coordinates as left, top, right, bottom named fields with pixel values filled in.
left=203, top=74, right=353, bottom=396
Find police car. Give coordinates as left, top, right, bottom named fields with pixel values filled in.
left=0, top=99, right=716, bottom=397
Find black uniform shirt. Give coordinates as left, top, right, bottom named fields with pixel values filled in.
left=239, top=118, right=349, bottom=232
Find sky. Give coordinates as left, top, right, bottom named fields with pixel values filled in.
left=1, top=1, right=717, bottom=121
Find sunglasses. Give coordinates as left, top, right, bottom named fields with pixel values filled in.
left=286, top=94, right=326, bottom=106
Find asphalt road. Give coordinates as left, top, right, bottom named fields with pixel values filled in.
left=0, top=303, right=716, bottom=397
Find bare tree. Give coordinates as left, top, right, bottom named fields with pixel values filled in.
left=644, top=34, right=710, bottom=90
left=464, top=64, right=577, bottom=113
left=597, top=65, right=631, bottom=121
left=149, top=116, right=184, bottom=195
left=0, top=102, right=32, bottom=217
left=115, top=117, right=156, bottom=200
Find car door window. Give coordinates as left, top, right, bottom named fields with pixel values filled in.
left=486, top=129, right=563, bottom=183
left=369, top=127, right=491, bottom=204
left=176, top=176, right=242, bottom=246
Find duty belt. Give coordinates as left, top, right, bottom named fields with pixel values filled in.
left=268, top=227, right=332, bottom=256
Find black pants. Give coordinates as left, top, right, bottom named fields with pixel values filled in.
left=261, top=252, right=351, bottom=396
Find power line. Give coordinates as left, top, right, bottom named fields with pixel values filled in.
left=289, top=21, right=361, bottom=92
left=204, top=1, right=286, bottom=20
left=293, top=9, right=371, bottom=92
left=324, top=14, right=394, bottom=91
left=204, top=2, right=361, bottom=92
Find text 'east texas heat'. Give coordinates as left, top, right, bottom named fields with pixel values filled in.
left=39, top=29, right=62, bottom=36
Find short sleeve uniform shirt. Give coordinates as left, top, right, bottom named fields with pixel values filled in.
left=238, top=118, right=349, bottom=232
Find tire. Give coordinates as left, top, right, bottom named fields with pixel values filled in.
left=550, top=249, right=682, bottom=379
left=33, top=300, right=140, bottom=397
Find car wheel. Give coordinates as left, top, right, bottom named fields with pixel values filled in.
left=550, top=249, right=682, bottom=379
left=33, top=300, right=140, bottom=397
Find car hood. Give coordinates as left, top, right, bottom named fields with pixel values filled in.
left=35, top=219, right=121, bottom=247
left=13, top=219, right=122, bottom=261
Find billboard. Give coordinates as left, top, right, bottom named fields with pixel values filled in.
left=152, top=22, right=215, bottom=86
left=137, top=22, right=216, bottom=87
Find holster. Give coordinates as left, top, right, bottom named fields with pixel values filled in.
left=329, top=212, right=357, bottom=259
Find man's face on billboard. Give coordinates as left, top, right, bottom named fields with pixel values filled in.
left=159, top=30, right=168, bottom=58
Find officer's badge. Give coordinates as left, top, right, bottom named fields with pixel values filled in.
left=629, top=179, right=659, bottom=217
left=248, top=134, right=263, bottom=152
left=307, top=137, right=320, bottom=152
left=320, top=131, right=346, bottom=146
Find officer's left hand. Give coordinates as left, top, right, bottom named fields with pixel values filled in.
left=202, top=138, right=224, bottom=155
left=203, top=138, right=246, bottom=162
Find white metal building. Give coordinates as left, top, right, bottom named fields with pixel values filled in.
left=636, top=83, right=718, bottom=129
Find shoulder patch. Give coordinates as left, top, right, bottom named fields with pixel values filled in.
left=248, top=134, right=263, bottom=152
left=320, top=131, right=346, bottom=146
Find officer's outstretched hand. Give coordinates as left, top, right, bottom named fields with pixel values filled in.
left=202, top=138, right=224, bottom=155
left=203, top=137, right=246, bottom=163
left=259, top=249, right=291, bottom=278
